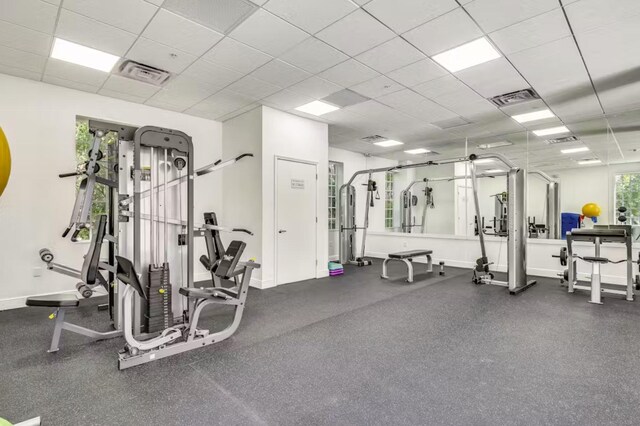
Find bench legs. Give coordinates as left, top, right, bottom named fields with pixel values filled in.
left=48, top=308, right=122, bottom=353
left=381, top=255, right=433, bottom=283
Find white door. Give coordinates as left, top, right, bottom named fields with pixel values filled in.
left=456, top=185, right=476, bottom=237
left=276, top=159, right=317, bottom=285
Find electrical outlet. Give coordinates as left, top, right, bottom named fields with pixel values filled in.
left=33, top=267, right=42, bottom=277
left=403, top=242, right=408, bottom=248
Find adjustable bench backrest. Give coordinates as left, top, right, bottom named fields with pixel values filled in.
left=115, top=255, right=147, bottom=300
left=215, top=240, right=246, bottom=280
left=200, top=212, right=225, bottom=272
left=80, top=215, right=107, bottom=286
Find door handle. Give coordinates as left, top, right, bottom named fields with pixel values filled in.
left=278, top=230, right=287, bottom=234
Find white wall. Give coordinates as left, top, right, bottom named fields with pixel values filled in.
left=0, top=74, right=223, bottom=309
left=261, top=106, right=329, bottom=288
left=221, top=107, right=262, bottom=282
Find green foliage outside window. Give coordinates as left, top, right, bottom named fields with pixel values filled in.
left=75, top=119, right=117, bottom=241
left=615, top=173, right=640, bottom=225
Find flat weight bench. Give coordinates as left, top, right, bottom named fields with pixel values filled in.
left=381, top=250, right=444, bottom=283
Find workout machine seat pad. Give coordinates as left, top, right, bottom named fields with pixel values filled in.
left=179, top=287, right=232, bottom=301
left=26, top=294, right=79, bottom=308
left=388, top=250, right=432, bottom=259
left=570, top=229, right=628, bottom=237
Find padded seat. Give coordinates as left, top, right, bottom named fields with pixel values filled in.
left=570, top=229, right=627, bottom=237
left=388, top=250, right=432, bottom=259
left=179, top=287, right=233, bottom=301
left=26, top=294, right=79, bottom=308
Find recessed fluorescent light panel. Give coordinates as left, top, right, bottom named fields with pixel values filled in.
left=432, top=37, right=501, bottom=73
left=578, top=159, right=602, bottom=165
left=51, top=38, right=120, bottom=72
left=486, top=169, right=504, bottom=173
left=295, top=100, right=339, bottom=116
left=477, top=141, right=513, bottom=149
left=512, top=109, right=555, bottom=123
left=404, top=148, right=430, bottom=154
left=533, top=126, right=569, bottom=137
left=373, top=139, right=404, bottom=148
left=473, top=159, right=494, bottom=164
left=374, top=140, right=404, bottom=147
left=561, top=147, right=590, bottom=154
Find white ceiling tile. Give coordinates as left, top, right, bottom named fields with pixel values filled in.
left=146, top=0, right=164, bottom=5
left=346, top=100, right=417, bottom=125
left=250, top=59, right=311, bottom=87
left=0, top=63, right=42, bottom=81
left=262, top=89, right=315, bottom=110
left=98, top=88, right=148, bottom=103
left=0, top=20, right=52, bottom=56
left=386, top=58, right=448, bottom=87
left=413, top=75, right=468, bottom=99
left=376, top=88, right=458, bottom=122
left=217, top=103, right=261, bottom=122
left=318, top=59, right=379, bottom=87
left=455, top=57, right=528, bottom=98
left=42, top=0, right=61, bottom=5
left=316, top=9, right=396, bottom=56
left=182, top=58, right=243, bottom=89
left=146, top=75, right=221, bottom=111
left=489, top=8, right=571, bottom=55
left=229, top=9, right=309, bottom=57
left=56, top=10, right=137, bottom=56
left=247, top=0, right=268, bottom=5
left=546, top=95, right=603, bottom=122
left=279, top=37, right=348, bottom=74
left=355, top=37, right=425, bottom=74
left=350, top=75, right=404, bottom=99
left=144, top=98, right=186, bottom=112
left=464, top=0, right=558, bottom=33
left=202, top=37, right=272, bottom=74
left=288, top=76, right=342, bottom=99
left=565, top=0, right=640, bottom=34
left=63, top=0, right=158, bottom=34
left=43, top=75, right=99, bottom=93
left=364, top=0, right=458, bottom=33
left=44, top=58, right=109, bottom=86
left=351, top=0, right=372, bottom=5
left=0, top=44, right=47, bottom=73
left=126, top=37, right=197, bottom=74
left=142, top=9, right=223, bottom=56
left=162, top=0, right=257, bottom=35
left=0, top=0, right=58, bottom=33
left=264, top=0, right=357, bottom=34
left=187, top=90, right=260, bottom=118
left=404, top=8, right=483, bottom=56
left=102, top=75, right=161, bottom=98
left=508, top=37, right=595, bottom=99
left=226, top=76, right=281, bottom=99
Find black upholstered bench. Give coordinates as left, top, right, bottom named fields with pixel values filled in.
left=381, top=250, right=444, bottom=283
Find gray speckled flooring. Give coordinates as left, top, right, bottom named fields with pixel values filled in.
left=2, top=261, right=640, bottom=426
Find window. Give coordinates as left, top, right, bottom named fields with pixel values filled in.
left=75, top=119, right=117, bottom=241
left=385, top=171, right=394, bottom=228
left=615, top=173, right=640, bottom=225
left=328, top=162, right=341, bottom=230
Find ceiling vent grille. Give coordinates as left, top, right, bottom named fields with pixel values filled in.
left=163, top=0, right=258, bottom=34
left=361, top=135, right=387, bottom=143
left=116, top=60, right=172, bottom=86
left=488, top=88, right=540, bottom=107
left=432, top=117, right=471, bottom=129
left=545, top=135, right=578, bottom=144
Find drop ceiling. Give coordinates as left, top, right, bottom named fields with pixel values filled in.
left=1, top=0, right=639, bottom=170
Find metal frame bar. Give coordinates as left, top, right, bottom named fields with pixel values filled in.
left=47, top=308, right=122, bottom=353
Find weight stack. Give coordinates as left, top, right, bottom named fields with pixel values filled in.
left=145, top=264, right=173, bottom=333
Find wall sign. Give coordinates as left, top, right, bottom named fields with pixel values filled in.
left=291, top=179, right=305, bottom=189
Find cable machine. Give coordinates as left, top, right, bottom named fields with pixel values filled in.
left=528, top=171, right=561, bottom=239
left=400, top=178, right=434, bottom=233
left=339, top=154, right=536, bottom=294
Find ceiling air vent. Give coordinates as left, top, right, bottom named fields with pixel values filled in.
left=361, top=135, right=387, bottom=143
left=432, top=117, right=471, bottom=129
left=545, top=135, right=578, bottom=145
left=116, top=60, right=172, bottom=86
left=488, top=88, right=540, bottom=107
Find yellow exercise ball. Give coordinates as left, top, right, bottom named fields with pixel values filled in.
left=582, top=203, right=601, bottom=218
left=0, top=127, right=11, bottom=198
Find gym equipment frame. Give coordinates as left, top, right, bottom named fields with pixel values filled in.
left=565, top=227, right=634, bottom=304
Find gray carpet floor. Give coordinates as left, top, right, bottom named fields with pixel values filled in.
left=2, top=261, right=640, bottom=425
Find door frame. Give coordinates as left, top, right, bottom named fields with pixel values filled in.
left=274, top=156, right=319, bottom=286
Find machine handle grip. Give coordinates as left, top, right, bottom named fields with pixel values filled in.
left=59, top=171, right=80, bottom=178
left=233, top=228, right=254, bottom=235
left=70, top=229, right=81, bottom=242
left=62, top=227, right=72, bottom=238
left=236, top=153, right=253, bottom=161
